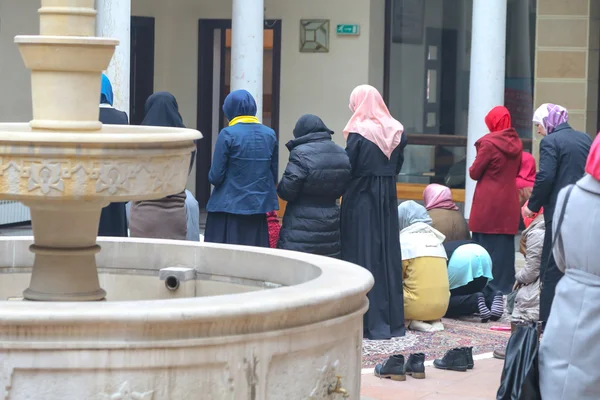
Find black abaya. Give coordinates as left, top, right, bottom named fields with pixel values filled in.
left=204, top=212, right=269, bottom=247
left=341, top=133, right=407, bottom=340
left=98, top=106, right=129, bottom=237
left=472, top=233, right=515, bottom=295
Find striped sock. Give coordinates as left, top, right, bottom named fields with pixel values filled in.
left=490, top=292, right=505, bottom=321
left=476, top=294, right=491, bottom=322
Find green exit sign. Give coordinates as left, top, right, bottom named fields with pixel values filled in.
left=336, top=24, right=360, bottom=36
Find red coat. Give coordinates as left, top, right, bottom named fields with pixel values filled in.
left=469, top=128, right=523, bottom=234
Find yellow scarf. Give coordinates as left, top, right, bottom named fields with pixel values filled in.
left=229, top=116, right=259, bottom=126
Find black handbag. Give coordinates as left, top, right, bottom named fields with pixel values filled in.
left=496, top=323, right=542, bottom=400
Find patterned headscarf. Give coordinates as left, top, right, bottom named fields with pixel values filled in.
left=532, top=103, right=569, bottom=134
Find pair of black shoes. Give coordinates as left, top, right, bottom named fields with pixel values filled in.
left=433, top=347, right=474, bottom=372
left=374, top=353, right=426, bottom=381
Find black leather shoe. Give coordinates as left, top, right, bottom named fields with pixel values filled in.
left=433, top=348, right=469, bottom=372
left=405, top=353, right=426, bottom=379
left=461, top=347, right=474, bottom=369
left=374, top=354, right=406, bottom=381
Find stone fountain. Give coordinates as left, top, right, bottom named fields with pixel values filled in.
left=0, top=1, right=373, bottom=399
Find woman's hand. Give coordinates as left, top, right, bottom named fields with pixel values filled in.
left=522, top=204, right=535, bottom=218
left=513, top=281, right=523, bottom=291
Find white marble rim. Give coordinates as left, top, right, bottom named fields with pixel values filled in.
left=0, top=237, right=374, bottom=330
left=360, top=352, right=496, bottom=374
left=0, top=123, right=202, bottom=143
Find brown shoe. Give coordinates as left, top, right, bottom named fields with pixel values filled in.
left=493, top=348, right=505, bottom=360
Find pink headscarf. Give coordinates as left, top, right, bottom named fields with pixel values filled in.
left=585, top=133, right=600, bottom=181
left=423, top=184, right=459, bottom=211
left=343, top=85, right=404, bottom=159
left=532, top=103, right=569, bottom=134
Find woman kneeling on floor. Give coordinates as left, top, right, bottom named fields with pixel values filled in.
left=443, top=241, right=503, bottom=322
left=398, top=201, right=450, bottom=332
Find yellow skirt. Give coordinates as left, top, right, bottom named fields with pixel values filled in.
left=403, top=256, right=450, bottom=321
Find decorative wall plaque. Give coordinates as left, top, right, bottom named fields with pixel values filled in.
left=300, top=20, right=330, bottom=53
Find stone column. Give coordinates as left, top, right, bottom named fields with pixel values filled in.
left=231, top=0, right=264, bottom=120
left=464, top=0, right=508, bottom=218
left=96, top=0, right=131, bottom=115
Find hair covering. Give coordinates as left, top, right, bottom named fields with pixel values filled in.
left=517, top=152, right=536, bottom=190
left=343, top=85, right=404, bottom=159
left=485, top=106, right=512, bottom=132
left=444, top=242, right=493, bottom=290
left=522, top=200, right=543, bottom=229
left=223, top=90, right=258, bottom=121
left=100, top=73, right=113, bottom=106
left=141, top=92, right=185, bottom=128
left=293, top=114, right=333, bottom=138
left=585, top=134, right=600, bottom=181
left=532, top=103, right=569, bottom=134
left=397, top=200, right=432, bottom=231
left=423, top=184, right=459, bottom=211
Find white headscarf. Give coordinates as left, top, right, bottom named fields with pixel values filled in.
left=397, top=201, right=446, bottom=260
left=532, top=103, right=569, bottom=134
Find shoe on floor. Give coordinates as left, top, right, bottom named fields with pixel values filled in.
left=405, top=353, right=426, bottom=379
left=461, top=346, right=474, bottom=369
left=374, top=354, right=406, bottom=381
left=493, top=347, right=505, bottom=360
left=433, top=348, right=469, bottom=372
left=428, top=320, right=445, bottom=332
left=490, top=291, right=505, bottom=321
left=408, top=320, right=436, bottom=332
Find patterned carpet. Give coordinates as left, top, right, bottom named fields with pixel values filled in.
left=362, top=317, right=511, bottom=368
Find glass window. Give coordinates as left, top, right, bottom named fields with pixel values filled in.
left=385, top=0, right=537, bottom=190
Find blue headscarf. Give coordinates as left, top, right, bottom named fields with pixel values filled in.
left=397, top=201, right=433, bottom=231
left=222, top=90, right=257, bottom=121
left=100, top=74, right=114, bottom=106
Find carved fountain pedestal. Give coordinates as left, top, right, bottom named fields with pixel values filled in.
left=0, top=1, right=373, bottom=399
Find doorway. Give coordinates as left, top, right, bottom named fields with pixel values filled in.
left=196, top=19, right=282, bottom=208
left=130, top=16, right=155, bottom=125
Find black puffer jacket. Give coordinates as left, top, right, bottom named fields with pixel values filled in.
left=277, top=115, right=352, bottom=258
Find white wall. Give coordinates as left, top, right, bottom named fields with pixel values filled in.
left=0, top=0, right=385, bottom=179
left=0, top=0, right=39, bottom=122
left=132, top=0, right=385, bottom=173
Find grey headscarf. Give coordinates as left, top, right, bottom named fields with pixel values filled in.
left=398, top=201, right=432, bottom=231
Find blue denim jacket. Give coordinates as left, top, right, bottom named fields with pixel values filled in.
left=206, top=123, right=278, bottom=214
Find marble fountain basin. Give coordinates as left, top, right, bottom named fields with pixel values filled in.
left=0, top=237, right=373, bottom=399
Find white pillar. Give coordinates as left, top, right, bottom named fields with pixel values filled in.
left=464, top=0, right=507, bottom=219
left=231, top=0, right=264, bottom=120
left=96, top=0, right=131, bottom=116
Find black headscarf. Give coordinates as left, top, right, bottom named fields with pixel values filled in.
left=142, top=91, right=195, bottom=172
left=293, top=114, right=334, bottom=138
left=142, top=92, right=185, bottom=128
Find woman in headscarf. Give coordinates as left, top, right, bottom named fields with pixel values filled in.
left=523, top=103, right=592, bottom=327
left=538, top=134, right=600, bottom=400
left=397, top=201, right=450, bottom=332
left=443, top=240, right=498, bottom=322
left=97, top=74, right=128, bottom=237
left=340, top=85, right=408, bottom=340
left=511, top=200, right=544, bottom=323
left=277, top=114, right=351, bottom=257
left=204, top=90, right=278, bottom=247
left=129, top=92, right=198, bottom=241
left=423, top=183, right=470, bottom=242
left=469, top=106, right=523, bottom=295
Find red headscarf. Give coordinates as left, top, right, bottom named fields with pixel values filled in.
left=522, top=200, right=543, bottom=229
left=485, top=106, right=512, bottom=132
left=517, top=152, right=536, bottom=190
left=585, top=134, right=600, bottom=181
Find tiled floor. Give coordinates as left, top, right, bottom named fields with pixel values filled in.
left=361, top=357, right=503, bottom=400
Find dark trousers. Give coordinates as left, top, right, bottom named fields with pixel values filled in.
left=539, top=220, right=563, bottom=327
left=445, top=277, right=496, bottom=318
